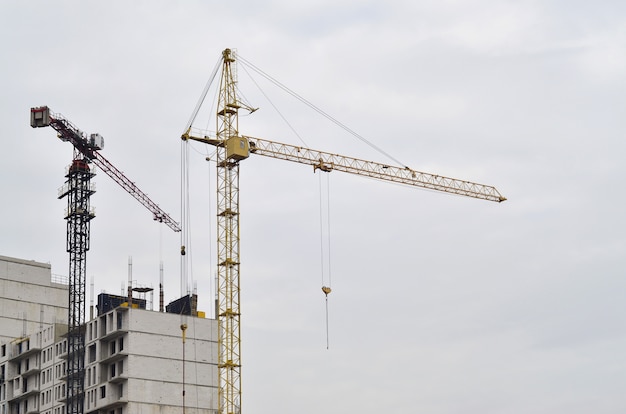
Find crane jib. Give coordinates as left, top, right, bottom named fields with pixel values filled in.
left=245, top=136, right=506, bottom=203
left=30, top=106, right=182, bottom=232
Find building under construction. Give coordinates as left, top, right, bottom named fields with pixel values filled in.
left=0, top=254, right=218, bottom=414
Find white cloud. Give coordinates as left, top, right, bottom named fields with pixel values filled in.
left=2, top=1, right=626, bottom=413
left=577, top=32, right=626, bottom=81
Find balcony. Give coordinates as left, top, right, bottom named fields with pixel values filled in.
left=99, top=310, right=128, bottom=342
left=21, top=364, right=41, bottom=378
left=86, top=398, right=127, bottom=414
left=99, top=350, right=128, bottom=365
left=95, top=396, right=128, bottom=412
left=88, top=383, right=128, bottom=413
left=9, top=341, right=40, bottom=362
left=109, top=372, right=128, bottom=384
left=8, top=383, right=40, bottom=403
left=99, top=326, right=127, bottom=342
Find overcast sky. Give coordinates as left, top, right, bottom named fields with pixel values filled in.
left=1, top=1, right=625, bottom=413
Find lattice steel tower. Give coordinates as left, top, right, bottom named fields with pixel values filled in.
left=59, top=153, right=95, bottom=414
left=215, top=48, right=243, bottom=414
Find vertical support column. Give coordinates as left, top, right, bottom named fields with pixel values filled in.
left=61, top=153, right=95, bottom=414
left=216, top=48, right=242, bottom=414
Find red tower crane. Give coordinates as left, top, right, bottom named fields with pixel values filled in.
left=30, top=106, right=180, bottom=414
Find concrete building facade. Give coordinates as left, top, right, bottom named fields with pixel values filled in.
left=0, top=322, right=68, bottom=414
left=0, top=255, right=218, bottom=414
left=83, top=307, right=217, bottom=414
left=0, top=255, right=68, bottom=345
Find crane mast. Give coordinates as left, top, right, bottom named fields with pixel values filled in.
left=60, top=152, right=94, bottom=414
left=30, top=106, right=180, bottom=414
left=183, top=48, right=505, bottom=414
left=215, top=48, right=243, bottom=414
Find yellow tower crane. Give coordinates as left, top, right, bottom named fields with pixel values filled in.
left=182, top=48, right=506, bottom=414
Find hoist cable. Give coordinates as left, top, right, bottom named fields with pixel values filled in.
left=238, top=54, right=407, bottom=168
left=180, top=139, right=191, bottom=296
left=325, top=296, right=330, bottom=350
left=239, top=63, right=309, bottom=148
left=319, top=173, right=333, bottom=350
left=181, top=55, right=221, bottom=301
left=205, top=147, right=215, bottom=318
left=326, top=174, right=332, bottom=290
left=184, top=56, right=222, bottom=133
left=318, top=173, right=326, bottom=286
